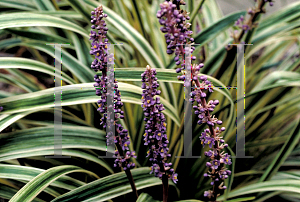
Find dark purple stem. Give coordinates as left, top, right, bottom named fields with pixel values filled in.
left=162, top=174, right=169, bottom=202
left=115, top=142, right=139, bottom=199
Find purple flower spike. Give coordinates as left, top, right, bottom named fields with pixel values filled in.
left=90, top=6, right=135, bottom=171
left=141, top=65, right=178, bottom=184
left=158, top=1, right=233, bottom=200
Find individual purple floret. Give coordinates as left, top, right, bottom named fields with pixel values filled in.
left=0, top=106, right=3, bottom=112
left=157, top=0, right=196, bottom=70
left=141, top=65, right=178, bottom=184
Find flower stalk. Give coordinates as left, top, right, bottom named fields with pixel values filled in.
left=90, top=5, right=138, bottom=199
left=230, top=0, right=274, bottom=46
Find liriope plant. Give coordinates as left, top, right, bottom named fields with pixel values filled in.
left=0, top=0, right=300, bottom=201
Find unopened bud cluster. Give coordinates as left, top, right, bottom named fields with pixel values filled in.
left=90, top=5, right=109, bottom=72
left=157, top=0, right=195, bottom=71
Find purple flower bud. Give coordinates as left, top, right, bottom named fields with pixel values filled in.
left=200, top=75, right=207, bottom=81
left=208, top=108, right=214, bottom=112
left=207, top=121, right=213, bottom=126
left=167, top=49, right=174, bottom=54
left=176, top=68, right=182, bottom=73
left=213, top=100, right=219, bottom=105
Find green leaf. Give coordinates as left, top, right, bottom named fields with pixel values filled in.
left=6, top=41, right=95, bottom=83
left=0, top=38, right=22, bottom=50
left=28, top=11, right=82, bottom=20
left=190, top=0, right=205, bottom=23
left=5, top=28, right=70, bottom=44
left=0, top=73, right=34, bottom=93
left=259, top=118, right=300, bottom=182
left=225, top=197, right=256, bottom=202
left=0, top=164, right=86, bottom=191
left=0, top=57, right=75, bottom=85
left=0, top=125, right=106, bottom=158
left=51, top=167, right=175, bottom=202
left=0, top=185, right=45, bottom=202
left=65, top=0, right=90, bottom=22
left=0, top=0, right=36, bottom=11
left=65, top=31, right=88, bottom=66
left=33, top=0, right=56, bottom=11
left=0, top=148, right=113, bottom=174
left=0, top=110, right=37, bottom=132
left=250, top=71, right=300, bottom=93
left=175, top=200, right=203, bottom=202
left=0, top=12, right=88, bottom=37
left=255, top=2, right=300, bottom=34
left=273, top=171, right=300, bottom=181
left=0, top=82, right=180, bottom=126
left=10, top=165, right=97, bottom=202
left=218, top=180, right=300, bottom=201
left=136, top=193, right=160, bottom=202
left=224, top=146, right=235, bottom=200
